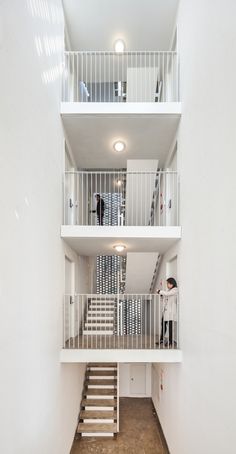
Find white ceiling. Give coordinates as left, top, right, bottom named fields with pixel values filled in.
left=62, top=113, right=180, bottom=169
left=63, top=236, right=179, bottom=256
left=63, top=0, right=179, bottom=51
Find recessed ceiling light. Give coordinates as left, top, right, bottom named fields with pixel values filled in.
left=114, top=39, right=125, bottom=53
left=113, top=244, right=126, bottom=253
left=113, top=140, right=126, bottom=152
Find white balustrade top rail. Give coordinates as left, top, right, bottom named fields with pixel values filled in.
left=62, top=51, right=179, bottom=103
left=64, top=170, right=179, bottom=227
left=63, top=293, right=179, bottom=350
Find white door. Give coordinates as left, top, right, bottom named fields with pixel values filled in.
left=127, top=67, right=159, bottom=102
left=65, top=171, right=78, bottom=225
left=64, top=256, right=75, bottom=342
left=130, top=364, right=146, bottom=395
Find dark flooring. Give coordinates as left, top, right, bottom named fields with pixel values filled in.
left=70, top=397, right=168, bottom=454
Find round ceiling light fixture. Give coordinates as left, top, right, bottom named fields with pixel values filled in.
left=113, top=244, right=126, bottom=253
left=114, top=39, right=125, bottom=53
left=113, top=140, right=126, bottom=153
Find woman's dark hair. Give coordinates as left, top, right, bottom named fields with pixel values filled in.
left=167, top=277, right=177, bottom=288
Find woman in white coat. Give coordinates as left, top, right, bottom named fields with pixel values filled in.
left=156, top=277, right=178, bottom=347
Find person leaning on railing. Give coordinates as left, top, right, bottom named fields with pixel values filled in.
left=156, top=277, right=178, bottom=347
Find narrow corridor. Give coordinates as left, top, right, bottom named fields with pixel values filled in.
left=71, top=397, right=168, bottom=454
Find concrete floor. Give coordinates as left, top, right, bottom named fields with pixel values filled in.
left=70, top=397, right=168, bottom=454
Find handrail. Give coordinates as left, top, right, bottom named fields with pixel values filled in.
left=64, top=50, right=178, bottom=55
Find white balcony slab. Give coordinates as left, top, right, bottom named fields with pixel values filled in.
left=60, top=348, right=183, bottom=363
left=61, top=105, right=181, bottom=169
left=61, top=102, right=181, bottom=116
left=61, top=225, right=181, bottom=255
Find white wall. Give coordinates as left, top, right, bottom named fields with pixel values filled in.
left=126, top=159, right=159, bottom=226
left=125, top=252, right=159, bottom=293
left=0, top=2, right=85, bottom=453
left=152, top=1, right=236, bottom=453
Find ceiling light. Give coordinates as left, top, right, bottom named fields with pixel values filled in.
left=113, top=140, right=126, bottom=152
left=114, top=39, right=125, bottom=53
left=113, top=244, right=126, bottom=253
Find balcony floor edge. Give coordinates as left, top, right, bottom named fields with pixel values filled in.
left=61, top=102, right=182, bottom=116
left=60, top=348, right=183, bottom=363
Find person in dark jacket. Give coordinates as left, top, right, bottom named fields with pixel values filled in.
left=92, top=194, right=105, bottom=225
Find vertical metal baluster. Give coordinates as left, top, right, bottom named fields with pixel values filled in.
left=154, top=294, right=156, bottom=349
left=99, top=52, right=101, bottom=102
left=164, top=52, right=166, bottom=102
left=90, top=52, right=92, bottom=102
left=113, top=52, right=114, bottom=103
left=148, top=52, right=150, bottom=101
left=77, top=296, right=79, bottom=349
left=145, top=51, right=147, bottom=102
left=85, top=52, right=87, bottom=103
left=81, top=53, right=83, bottom=103
left=82, top=295, right=84, bottom=349
left=76, top=53, right=78, bottom=101
left=63, top=296, right=65, bottom=348
left=95, top=52, right=97, bottom=102
left=96, top=172, right=98, bottom=225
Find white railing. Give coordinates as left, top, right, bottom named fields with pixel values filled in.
left=63, top=293, right=179, bottom=350
left=62, top=51, right=179, bottom=103
left=64, top=170, right=179, bottom=226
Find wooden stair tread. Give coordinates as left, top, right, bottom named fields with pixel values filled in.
left=82, top=399, right=117, bottom=407
left=80, top=410, right=117, bottom=419
left=88, top=363, right=117, bottom=367
left=77, top=423, right=117, bottom=433
left=85, top=388, right=117, bottom=396
left=86, top=379, right=116, bottom=385
left=87, top=370, right=117, bottom=376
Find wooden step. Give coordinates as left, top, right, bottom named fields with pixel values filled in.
left=86, top=316, right=114, bottom=320
left=87, top=310, right=114, bottom=314
left=85, top=388, right=117, bottom=396
left=80, top=410, right=117, bottom=419
left=86, top=379, right=117, bottom=386
left=83, top=330, right=114, bottom=335
left=86, top=370, right=117, bottom=377
left=77, top=422, right=117, bottom=433
left=88, top=307, right=115, bottom=311
left=89, top=298, right=115, bottom=301
left=88, top=363, right=117, bottom=368
left=82, top=399, right=117, bottom=407
left=89, top=302, right=115, bottom=305
left=85, top=320, right=114, bottom=324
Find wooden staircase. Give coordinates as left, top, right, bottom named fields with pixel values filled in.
left=83, top=297, right=116, bottom=335
left=77, top=362, right=119, bottom=437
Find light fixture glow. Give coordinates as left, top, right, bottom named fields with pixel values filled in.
left=113, top=244, right=126, bottom=253
left=116, top=179, right=123, bottom=186
left=114, top=39, right=125, bottom=53
left=113, top=140, right=126, bottom=152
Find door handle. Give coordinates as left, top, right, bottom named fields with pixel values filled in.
left=70, top=296, right=74, bottom=305
left=69, top=198, right=73, bottom=208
